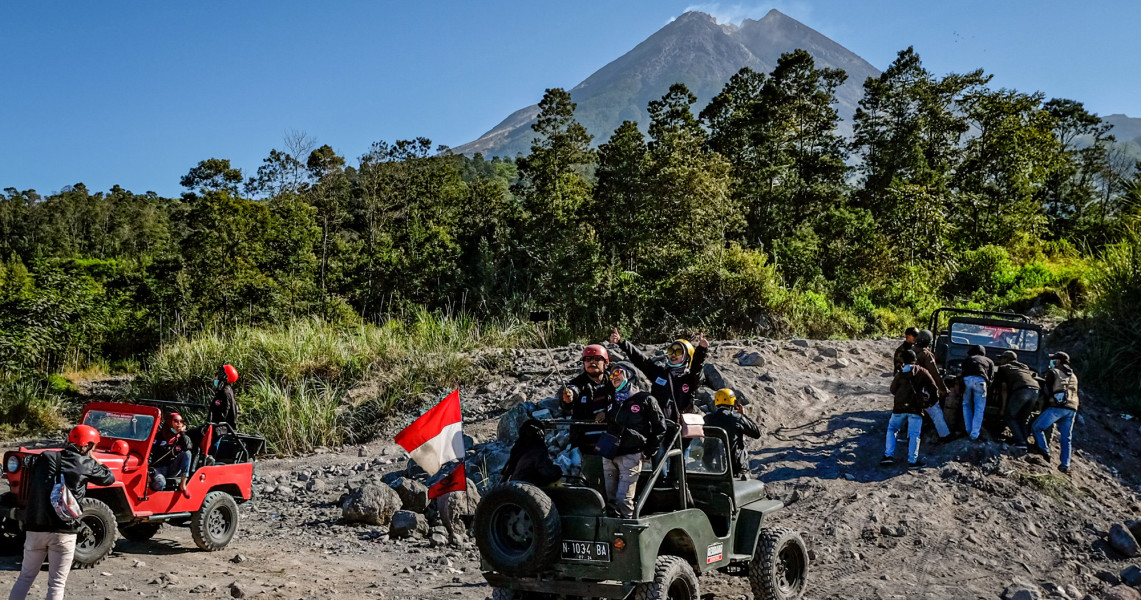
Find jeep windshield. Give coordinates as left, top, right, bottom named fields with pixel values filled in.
left=83, top=410, right=155, bottom=441
left=949, top=322, right=1039, bottom=352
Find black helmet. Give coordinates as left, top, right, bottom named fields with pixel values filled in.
left=968, top=344, right=986, bottom=357
left=999, top=350, right=1018, bottom=362
left=904, top=327, right=920, bottom=338
left=916, top=329, right=934, bottom=348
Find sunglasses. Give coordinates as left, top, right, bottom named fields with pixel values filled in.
left=667, top=346, right=685, bottom=357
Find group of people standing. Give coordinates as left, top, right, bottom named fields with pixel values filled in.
left=503, top=330, right=759, bottom=518
left=884, top=327, right=1080, bottom=474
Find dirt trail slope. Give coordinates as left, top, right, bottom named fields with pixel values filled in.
left=3, top=337, right=1140, bottom=600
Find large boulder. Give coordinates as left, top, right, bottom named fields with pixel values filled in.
left=1103, top=585, right=1141, bottom=600
left=436, top=478, right=481, bottom=540
left=1109, top=523, right=1141, bottom=557
left=389, top=477, right=430, bottom=513
left=703, top=364, right=731, bottom=392
left=1121, top=565, right=1141, bottom=587
left=1001, top=580, right=1041, bottom=600
left=497, top=401, right=536, bottom=444
left=390, top=510, right=429, bottom=539
left=341, top=482, right=402, bottom=526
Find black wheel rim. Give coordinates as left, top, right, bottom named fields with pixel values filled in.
left=489, top=502, right=534, bottom=556
left=776, top=541, right=806, bottom=593
left=207, top=505, right=233, bottom=540
left=668, top=577, right=694, bottom=600
left=77, top=518, right=105, bottom=552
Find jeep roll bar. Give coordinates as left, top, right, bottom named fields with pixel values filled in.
left=927, top=307, right=1031, bottom=333
left=634, top=424, right=686, bottom=519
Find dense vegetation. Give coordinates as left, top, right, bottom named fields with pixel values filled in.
left=2, top=48, right=1138, bottom=446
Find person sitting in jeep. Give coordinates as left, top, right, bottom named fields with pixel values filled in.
left=210, top=364, right=240, bottom=429
left=560, top=344, right=615, bottom=488
left=501, top=419, right=562, bottom=486
left=600, top=362, right=665, bottom=518
left=703, top=389, right=761, bottom=479
left=150, top=412, right=192, bottom=492
left=1030, top=352, right=1079, bottom=474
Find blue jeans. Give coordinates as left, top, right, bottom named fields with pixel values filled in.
left=151, top=451, right=191, bottom=491
left=961, top=376, right=987, bottom=439
left=1032, top=407, right=1076, bottom=467
left=885, top=413, right=923, bottom=463
left=926, top=403, right=951, bottom=438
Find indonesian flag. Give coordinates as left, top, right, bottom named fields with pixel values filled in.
left=429, top=463, right=466, bottom=499
left=394, top=389, right=463, bottom=476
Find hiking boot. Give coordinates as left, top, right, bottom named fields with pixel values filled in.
left=1028, top=444, right=1050, bottom=458
left=879, top=456, right=894, bottom=466
left=908, top=460, right=927, bottom=470
left=1057, top=464, right=1070, bottom=475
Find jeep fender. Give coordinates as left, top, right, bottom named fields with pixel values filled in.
left=732, top=499, right=784, bottom=558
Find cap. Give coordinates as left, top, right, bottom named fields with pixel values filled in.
left=1051, top=352, right=1070, bottom=363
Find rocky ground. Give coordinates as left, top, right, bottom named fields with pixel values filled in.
left=3, top=336, right=1141, bottom=600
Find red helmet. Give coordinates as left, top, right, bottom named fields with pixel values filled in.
left=582, top=344, right=609, bottom=364
left=223, top=364, right=239, bottom=383
left=68, top=424, right=100, bottom=448
left=111, top=440, right=130, bottom=455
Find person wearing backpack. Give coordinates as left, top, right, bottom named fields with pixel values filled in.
left=1029, top=352, right=1080, bottom=474
left=9, top=424, right=115, bottom=600
left=881, top=350, right=940, bottom=470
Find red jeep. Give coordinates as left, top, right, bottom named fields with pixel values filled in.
left=1, top=401, right=264, bottom=568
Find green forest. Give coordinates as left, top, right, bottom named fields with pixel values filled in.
left=2, top=48, right=1138, bottom=450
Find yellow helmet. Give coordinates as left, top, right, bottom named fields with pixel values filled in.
left=666, top=339, right=695, bottom=369
left=714, top=388, right=737, bottom=406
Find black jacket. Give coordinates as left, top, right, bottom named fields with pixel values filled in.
left=150, top=428, right=192, bottom=468
left=209, top=384, right=238, bottom=427
left=960, top=354, right=997, bottom=383
left=703, top=406, right=761, bottom=475
left=618, top=340, right=707, bottom=419
left=560, top=372, right=614, bottom=422
left=893, top=341, right=915, bottom=374
left=604, top=388, right=667, bottom=457
left=890, top=366, right=940, bottom=415
left=24, top=447, right=115, bottom=533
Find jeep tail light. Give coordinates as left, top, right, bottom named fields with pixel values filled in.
left=613, top=537, right=626, bottom=552
left=6, top=456, right=17, bottom=473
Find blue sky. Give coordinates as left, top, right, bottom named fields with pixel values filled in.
left=2, top=1, right=1138, bottom=197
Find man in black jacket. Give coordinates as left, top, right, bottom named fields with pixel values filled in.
left=150, top=413, right=192, bottom=492
left=10, top=424, right=115, bottom=600
left=559, top=344, right=615, bottom=489
left=601, top=362, right=666, bottom=518
left=882, top=350, right=940, bottom=469
left=210, top=364, right=239, bottom=428
left=994, top=350, right=1040, bottom=449
left=958, top=344, right=996, bottom=441
left=609, top=329, right=708, bottom=422
left=703, top=389, right=761, bottom=478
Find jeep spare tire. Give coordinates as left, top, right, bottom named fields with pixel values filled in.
left=474, top=481, right=561, bottom=575
left=72, top=498, right=117, bottom=569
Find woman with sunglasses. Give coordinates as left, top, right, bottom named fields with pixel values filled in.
left=149, top=412, right=192, bottom=493
left=609, top=328, right=709, bottom=422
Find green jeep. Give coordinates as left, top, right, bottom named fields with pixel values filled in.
left=473, top=424, right=809, bottom=600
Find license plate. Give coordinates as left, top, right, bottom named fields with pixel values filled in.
left=561, top=539, right=610, bottom=562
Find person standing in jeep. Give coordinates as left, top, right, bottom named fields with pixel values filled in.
left=958, top=345, right=996, bottom=441
left=882, top=350, right=939, bottom=469
left=1030, top=352, right=1080, bottom=474
left=210, top=364, right=239, bottom=429
left=560, top=344, right=615, bottom=487
left=703, top=389, right=761, bottom=478
left=601, top=362, right=666, bottom=518
left=994, top=350, right=1040, bottom=449
left=608, top=329, right=708, bottom=422
left=9, top=424, right=115, bottom=600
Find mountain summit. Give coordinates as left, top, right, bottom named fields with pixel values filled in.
left=453, top=10, right=880, bottom=157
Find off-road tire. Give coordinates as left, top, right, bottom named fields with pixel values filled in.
left=72, top=498, right=116, bottom=569
left=749, top=526, right=809, bottom=600
left=489, top=588, right=553, bottom=600
left=190, top=491, right=239, bottom=551
left=119, top=521, right=163, bottom=542
left=473, top=482, right=561, bottom=576
left=0, top=492, right=25, bottom=555
left=634, top=555, right=699, bottom=600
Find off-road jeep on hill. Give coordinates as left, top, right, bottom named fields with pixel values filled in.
left=1, top=400, right=264, bottom=567
left=473, top=424, right=809, bottom=600
left=929, top=307, right=1049, bottom=423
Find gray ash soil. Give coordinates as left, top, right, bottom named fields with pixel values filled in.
left=3, top=337, right=1140, bottom=599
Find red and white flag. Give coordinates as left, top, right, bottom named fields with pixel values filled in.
left=394, top=389, right=464, bottom=476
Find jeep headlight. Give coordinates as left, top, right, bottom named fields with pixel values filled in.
left=5, top=457, right=17, bottom=473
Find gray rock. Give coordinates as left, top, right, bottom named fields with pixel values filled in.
left=790, top=339, right=810, bottom=347
left=1109, top=523, right=1141, bottom=557
left=1002, top=579, right=1041, bottom=600
left=189, top=584, right=216, bottom=594
left=1097, top=570, right=1122, bottom=585
left=229, top=581, right=246, bottom=599
left=702, top=364, right=731, bottom=391
left=497, top=402, right=535, bottom=444
left=820, top=347, right=839, bottom=358
left=1103, top=585, right=1141, bottom=600
left=429, top=532, right=449, bottom=547
left=389, top=477, right=430, bottom=513
left=1121, top=565, right=1141, bottom=586
left=738, top=352, right=766, bottom=367
left=1128, top=519, right=1141, bottom=540
left=1039, top=582, right=1065, bottom=598
left=849, top=347, right=862, bottom=355
left=305, top=478, right=326, bottom=492
left=342, top=482, right=402, bottom=526
left=436, top=478, right=481, bottom=538
left=229, top=554, right=247, bottom=564
left=390, top=510, right=429, bottom=539
left=831, top=359, right=850, bottom=369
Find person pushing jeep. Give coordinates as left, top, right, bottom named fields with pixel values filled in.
left=914, top=329, right=952, bottom=441
left=994, top=350, right=1040, bottom=449
left=882, top=350, right=939, bottom=469
left=893, top=326, right=920, bottom=374
left=9, top=424, right=115, bottom=600
left=1029, top=352, right=1080, bottom=474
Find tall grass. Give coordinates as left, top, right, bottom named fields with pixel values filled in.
left=139, top=309, right=533, bottom=454
left=0, top=375, right=69, bottom=436
left=1083, top=231, right=1141, bottom=412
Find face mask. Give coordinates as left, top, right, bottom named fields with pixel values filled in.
left=1049, top=360, right=1056, bottom=369
left=901, top=365, right=912, bottom=373
left=214, top=379, right=220, bottom=388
